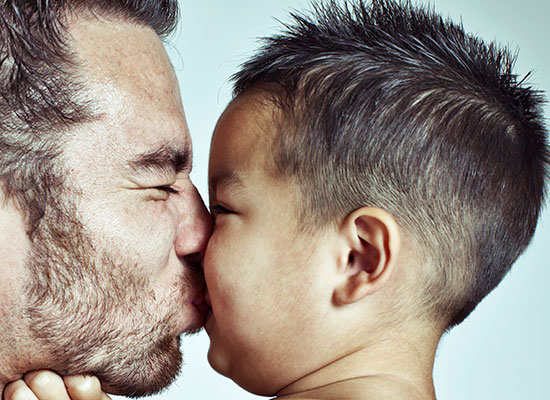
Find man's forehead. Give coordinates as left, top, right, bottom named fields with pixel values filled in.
left=67, top=15, right=179, bottom=108
left=68, top=14, right=165, bottom=61
left=59, top=15, right=192, bottom=180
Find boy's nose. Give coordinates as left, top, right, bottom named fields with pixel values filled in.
left=174, top=185, right=212, bottom=264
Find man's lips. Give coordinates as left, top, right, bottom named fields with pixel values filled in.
left=183, top=262, right=210, bottom=319
left=192, top=294, right=211, bottom=317
left=202, top=288, right=213, bottom=324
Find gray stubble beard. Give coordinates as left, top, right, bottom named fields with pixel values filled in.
left=24, top=194, right=187, bottom=397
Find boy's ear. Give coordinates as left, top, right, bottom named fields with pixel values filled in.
left=333, top=207, right=400, bottom=306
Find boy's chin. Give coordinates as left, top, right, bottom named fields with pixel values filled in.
left=206, top=346, right=282, bottom=397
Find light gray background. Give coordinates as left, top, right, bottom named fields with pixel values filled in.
left=115, top=0, right=549, bottom=399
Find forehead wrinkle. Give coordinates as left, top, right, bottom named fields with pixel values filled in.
left=128, top=144, right=191, bottom=177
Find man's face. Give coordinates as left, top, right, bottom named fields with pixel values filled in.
left=204, top=90, right=339, bottom=395
left=23, top=17, right=211, bottom=396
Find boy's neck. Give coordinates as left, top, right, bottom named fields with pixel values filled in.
left=276, top=374, right=433, bottom=400
left=275, top=327, right=439, bottom=400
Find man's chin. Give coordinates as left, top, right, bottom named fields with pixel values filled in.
left=183, top=325, right=204, bottom=337
left=88, top=336, right=183, bottom=398
left=100, top=365, right=180, bottom=398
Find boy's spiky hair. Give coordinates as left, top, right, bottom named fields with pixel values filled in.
left=232, top=0, right=549, bottom=328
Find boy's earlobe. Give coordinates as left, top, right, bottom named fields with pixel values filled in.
left=333, top=207, right=400, bottom=306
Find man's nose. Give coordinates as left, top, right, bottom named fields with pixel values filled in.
left=174, top=185, right=212, bottom=264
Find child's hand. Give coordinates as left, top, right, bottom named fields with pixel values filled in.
left=3, top=371, right=110, bottom=400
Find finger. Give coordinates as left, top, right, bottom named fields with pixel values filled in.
left=23, top=371, right=71, bottom=400
left=3, top=380, right=39, bottom=400
left=63, top=376, right=111, bottom=400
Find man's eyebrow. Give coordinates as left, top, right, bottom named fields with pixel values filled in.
left=209, top=171, right=244, bottom=195
left=128, top=145, right=191, bottom=176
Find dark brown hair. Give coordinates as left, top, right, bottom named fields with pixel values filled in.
left=233, top=0, right=549, bottom=328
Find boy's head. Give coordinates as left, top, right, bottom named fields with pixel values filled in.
left=203, top=0, right=548, bottom=395
left=227, top=0, right=549, bottom=330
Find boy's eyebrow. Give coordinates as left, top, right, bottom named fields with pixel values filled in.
left=209, top=171, right=244, bottom=194
left=128, top=145, right=191, bottom=176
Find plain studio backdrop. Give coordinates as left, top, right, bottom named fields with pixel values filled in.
left=112, top=1, right=549, bottom=399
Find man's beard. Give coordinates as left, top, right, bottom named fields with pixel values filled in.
left=24, top=192, right=202, bottom=397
